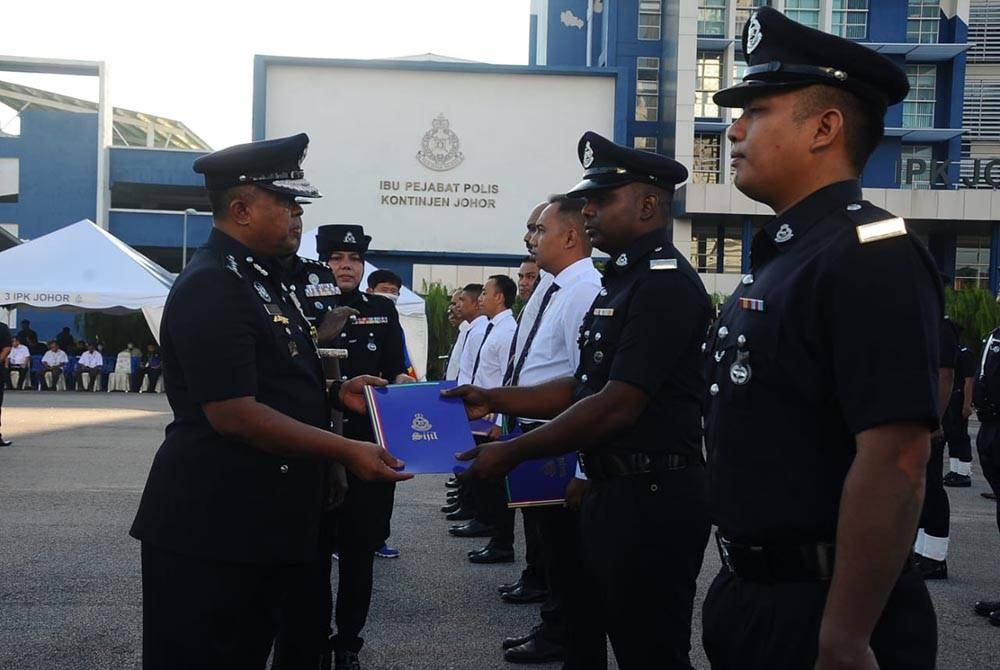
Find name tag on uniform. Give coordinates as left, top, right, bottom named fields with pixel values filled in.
left=354, top=316, right=390, bottom=326
left=264, top=303, right=284, bottom=316
left=593, top=308, right=615, bottom=317
left=739, top=297, right=765, bottom=312
left=305, top=283, right=341, bottom=298
left=649, top=258, right=678, bottom=271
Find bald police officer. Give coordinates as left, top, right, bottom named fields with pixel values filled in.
left=130, top=134, right=409, bottom=670
left=702, top=8, right=941, bottom=669
left=446, top=132, right=711, bottom=669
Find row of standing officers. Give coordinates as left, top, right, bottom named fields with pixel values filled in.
left=129, top=7, right=970, bottom=670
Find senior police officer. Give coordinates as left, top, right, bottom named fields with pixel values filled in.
left=129, top=134, right=410, bottom=670
left=702, top=8, right=941, bottom=669
left=445, top=132, right=712, bottom=669
left=314, top=224, right=413, bottom=670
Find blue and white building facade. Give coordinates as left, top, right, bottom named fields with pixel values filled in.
left=532, top=0, right=1000, bottom=294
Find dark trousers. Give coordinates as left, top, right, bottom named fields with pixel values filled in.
left=703, top=566, right=936, bottom=669
left=330, top=478, right=395, bottom=653
left=977, top=421, right=1000, bottom=535
left=476, top=479, right=514, bottom=549
left=918, top=435, right=950, bottom=539
left=576, top=467, right=709, bottom=670
left=135, top=367, right=162, bottom=391
left=141, top=542, right=325, bottom=670
left=943, top=396, right=972, bottom=462
left=521, top=508, right=547, bottom=589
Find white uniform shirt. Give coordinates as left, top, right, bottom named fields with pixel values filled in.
left=457, top=315, right=489, bottom=385
left=42, top=349, right=68, bottom=367
left=472, top=309, right=517, bottom=389
left=79, top=351, right=103, bottom=368
left=445, top=320, right=472, bottom=381
left=8, top=344, right=30, bottom=366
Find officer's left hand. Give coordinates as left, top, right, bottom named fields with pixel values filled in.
left=455, top=441, right=516, bottom=480
left=394, top=373, right=417, bottom=384
left=339, top=375, right=388, bottom=414
left=814, top=641, right=878, bottom=670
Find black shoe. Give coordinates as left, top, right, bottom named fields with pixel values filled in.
left=991, top=610, right=1000, bottom=628
left=504, top=636, right=566, bottom=663
left=468, top=545, right=489, bottom=557
left=975, top=600, right=1000, bottom=617
left=445, top=493, right=460, bottom=504
left=915, top=556, right=948, bottom=580
left=449, top=520, right=494, bottom=537
left=498, top=577, right=524, bottom=594
left=445, top=478, right=460, bottom=489
left=943, top=472, right=972, bottom=487
left=333, top=650, right=360, bottom=670
left=983, top=492, right=998, bottom=501
left=502, top=583, right=548, bottom=603
left=441, top=502, right=461, bottom=514
left=469, top=546, right=515, bottom=563
left=502, top=625, right=542, bottom=650
left=445, top=507, right=475, bottom=522
left=0, top=436, right=11, bottom=447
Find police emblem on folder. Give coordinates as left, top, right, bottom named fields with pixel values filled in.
left=363, top=380, right=475, bottom=473
left=506, top=452, right=577, bottom=509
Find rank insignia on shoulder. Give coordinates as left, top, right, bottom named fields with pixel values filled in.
left=856, top=217, right=906, bottom=244
left=305, top=283, right=340, bottom=298
left=739, top=297, right=765, bottom=312
left=593, top=308, right=615, bottom=317
left=650, top=258, right=678, bottom=271
left=354, top=316, right=390, bottom=326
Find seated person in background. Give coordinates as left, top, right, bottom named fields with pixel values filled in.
left=134, top=343, right=162, bottom=393
left=41, top=340, right=68, bottom=390
left=77, top=342, right=104, bottom=391
left=6, top=337, right=31, bottom=390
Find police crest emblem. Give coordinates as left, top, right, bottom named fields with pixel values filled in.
left=416, top=114, right=465, bottom=171
left=253, top=281, right=272, bottom=302
left=411, top=413, right=439, bottom=441
left=343, top=231, right=357, bottom=244
left=746, top=12, right=763, bottom=54
left=582, top=141, right=595, bottom=168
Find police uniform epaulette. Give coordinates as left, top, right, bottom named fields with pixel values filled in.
left=843, top=201, right=907, bottom=245
left=648, top=245, right=679, bottom=271
left=301, top=257, right=328, bottom=269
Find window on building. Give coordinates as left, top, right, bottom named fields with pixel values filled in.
left=956, top=234, right=991, bottom=289
left=693, top=133, right=722, bottom=184
left=634, top=136, right=657, bottom=151
left=968, top=0, right=1000, bottom=63
left=691, top=222, right=743, bottom=274
left=899, top=144, right=934, bottom=189
left=832, top=0, right=869, bottom=39
left=734, top=0, right=765, bottom=35
left=639, top=1, right=662, bottom=40
left=732, top=58, right=748, bottom=86
left=903, top=64, right=937, bottom=128
left=784, top=0, right=821, bottom=29
left=635, top=57, right=660, bottom=122
left=907, top=0, right=940, bottom=43
left=698, top=0, right=727, bottom=37
left=695, top=52, right=723, bottom=118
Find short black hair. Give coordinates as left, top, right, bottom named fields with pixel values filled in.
left=521, top=256, right=537, bottom=265
left=547, top=193, right=587, bottom=213
left=462, top=283, right=484, bottom=297
left=794, top=84, right=881, bottom=173
left=207, top=185, right=257, bottom=218
left=488, top=274, right=517, bottom=308
left=367, top=269, right=403, bottom=290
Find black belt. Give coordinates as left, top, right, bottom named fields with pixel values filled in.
left=578, top=451, right=702, bottom=482
left=716, top=532, right=836, bottom=582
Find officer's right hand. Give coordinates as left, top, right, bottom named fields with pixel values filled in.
left=347, top=441, right=413, bottom=482
left=440, top=384, right=492, bottom=420
left=339, top=375, right=388, bottom=414
left=317, top=306, right=360, bottom=341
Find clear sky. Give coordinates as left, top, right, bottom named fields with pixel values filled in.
left=1, top=0, right=530, bottom=150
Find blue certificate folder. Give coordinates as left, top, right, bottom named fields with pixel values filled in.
left=363, top=380, right=475, bottom=474
left=505, top=453, right=577, bottom=509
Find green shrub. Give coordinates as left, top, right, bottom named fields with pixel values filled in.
left=421, top=281, right=455, bottom=381
left=946, top=287, right=1000, bottom=360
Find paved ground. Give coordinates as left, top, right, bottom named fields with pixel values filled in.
left=1, top=392, right=999, bottom=669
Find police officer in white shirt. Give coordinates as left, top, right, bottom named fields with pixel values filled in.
left=6, top=336, right=31, bottom=390
left=41, top=340, right=68, bottom=390
left=445, top=289, right=471, bottom=382
left=472, top=276, right=518, bottom=390
left=499, top=194, right=604, bottom=665
left=456, top=284, right=487, bottom=385
left=77, top=342, right=104, bottom=391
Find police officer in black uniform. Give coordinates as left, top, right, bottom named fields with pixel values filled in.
left=446, top=132, right=712, bottom=669
left=0, top=319, right=11, bottom=446
left=315, top=224, right=411, bottom=670
left=703, top=8, right=940, bottom=669
left=944, top=337, right=976, bottom=487
left=129, top=134, right=409, bottom=670
left=972, top=306, right=1000, bottom=626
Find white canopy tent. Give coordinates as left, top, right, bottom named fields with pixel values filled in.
left=0, top=219, right=174, bottom=341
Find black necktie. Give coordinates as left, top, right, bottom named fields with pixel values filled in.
left=471, top=322, right=494, bottom=381
left=501, top=310, right=526, bottom=386
left=509, top=282, right=560, bottom=386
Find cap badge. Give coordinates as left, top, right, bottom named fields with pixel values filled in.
left=746, top=12, right=763, bottom=54
left=615, top=253, right=628, bottom=267
left=583, top=141, right=595, bottom=168
left=253, top=281, right=272, bottom=303
left=343, top=232, right=357, bottom=244
left=774, top=223, right=794, bottom=244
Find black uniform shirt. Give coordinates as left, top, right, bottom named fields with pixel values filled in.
left=940, top=318, right=958, bottom=370
left=130, top=228, right=329, bottom=565
left=320, top=288, right=406, bottom=441
left=955, top=346, right=975, bottom=390
left=285, top=255, right=341, bottom=328
left=975, top=327, right=1000, bottom=419
left=705, top=180, right=942, bottom=545
left=574, top=228, right=712, bottom=459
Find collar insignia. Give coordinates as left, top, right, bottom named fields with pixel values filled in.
left=253, top=281, right=272, bottom=302
left=774, top=223, right=794, bottom=244
left=615, top=253, right=628, bottom=267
